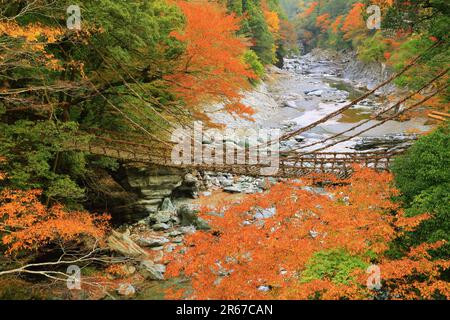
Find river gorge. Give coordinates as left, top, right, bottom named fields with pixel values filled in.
left=101, top=49, right=436, bottom=300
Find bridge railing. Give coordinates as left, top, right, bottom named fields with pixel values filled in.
left=66, top=138, right=405, bottom=178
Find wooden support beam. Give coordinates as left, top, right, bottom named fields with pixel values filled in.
left=428, top=113, right=446, bottom=121
left=430, top=111, right=450, bottom=118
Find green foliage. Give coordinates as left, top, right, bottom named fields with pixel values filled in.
left=392, top=123, right=449, bottom=203
left=301, top=249, right=368, bottom=284
left=383, top=0, right=450, bottom=37
left=244, top=50, right=265, bottom=80
left=391, top=123, right=450, bottom=258
left=0, top=0, right=185, bottom=207
left=0, top=121, right=89, bottom=204
left=90, top=156, right=120, bottom=172
left=389, top=37, right=450, bottom=101
left=227, top=0, right=277, bottom=64
left=357, top=32, right=389, bottom=63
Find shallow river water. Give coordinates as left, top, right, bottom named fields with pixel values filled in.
left=209, top=54, right=432, bottom=154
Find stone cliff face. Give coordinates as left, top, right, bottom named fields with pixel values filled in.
left=301, top=48, right=398, bottom=96
left=122, top=165, right=185, bottom=221
left=341, top=51, right=397, bottom=96
left=87, top=164, right=200, bottom=224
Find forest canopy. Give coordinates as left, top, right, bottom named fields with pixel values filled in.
left=0, top=0, right=449, bottom=302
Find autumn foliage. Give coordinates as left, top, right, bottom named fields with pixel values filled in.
left=300, top=1, right=318, bottom=18
left=263, top=9, right=281, bottom=34
left=0, top=21, right=63, bottom=71
left=341, top=2, right=365, bottom=40
left=0, top=189, right=110, bottom=255
left=330, top=15, right=344, bottom=34
left=315, top=14, right=331, bottom=32
left=166, top=0, right=256, bottom=120
left=166, top=167, right=449, bottom=300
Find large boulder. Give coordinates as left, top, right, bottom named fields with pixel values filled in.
left=107, top=230, right=148, bottom=258
left=117, top=165, right=185, bottom=221
left=160, top=198, right=176, bottom=212
left=149, top=211, right=173, bottom=224
left=354, top=134, right=417, bottom=151
left=117, top=283, right=136, bottom=297
left=134, top=235, right=170, bottom=248
left=139, top=260, right=166, bottom=280
left=173, top=173, right=202, bottom=198
left=178, top=204, right=211, bottom=230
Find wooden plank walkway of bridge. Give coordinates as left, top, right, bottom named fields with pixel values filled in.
left=67, top=138, right=404, bottom=178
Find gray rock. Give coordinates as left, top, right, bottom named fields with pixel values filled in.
left=305, top=89, right=324, bottom=97
left=184, top=173, right=198, bottom=185
left=309, top=230, right=319, bottom=239
left=152, top=223, right=171, bottom=231
left=179, top=226, right=196, bottom=234
left=154, top=264, right=166, bottom=274
left=178, top=204, right=211, bottom=230
left=176, top=173, right=201, bottom=197
left=169, top=230, right=183, bottom=237
left=160, top=198, right=176, bottom=212
left=139, top=260, right=165, bottom=280
left=128, top=174, right=183, bottom=189
left=242, top=186, right=259, bottom=194
left=224, top=185, right=242, bottom=193
left=171, top=216, right=181, bottom=224
left=136, top=200, right=160, bottom=214
left=138, top=199, right=161, bottom=206
left=171, top=236, right=184, bottom=244
left=150, top=211, right=173, bottom=224
left=354, top=134, right=417, bottom=151
left=254, top=207, right=276, bottom=220
left=178, top=204, right=199, bottom=224
left=122, top=265, right=136, bottom=276
left=195, top=218, right=211, bottom=231
left=218, top=176, right=234, bottom=187
left=117, top=283, right=136, bottom=296
left=165, top=244, right=177, bottom=253
left=140, top=189, right=173, bottom=199
left=136, top=235, right=169, bottom=248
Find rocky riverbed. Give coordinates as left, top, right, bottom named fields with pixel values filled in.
left=208, top=48, right=431, bottom=153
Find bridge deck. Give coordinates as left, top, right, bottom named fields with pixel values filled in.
left=68, top=139, right=404, bottom=178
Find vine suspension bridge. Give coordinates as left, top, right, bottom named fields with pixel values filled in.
left=67, top=41, right=448, bottom=178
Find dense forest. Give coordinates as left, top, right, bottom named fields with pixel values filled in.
left=0, top=0, right=449, bottom=301
left=283, top=0, right=449, bottom=107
